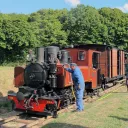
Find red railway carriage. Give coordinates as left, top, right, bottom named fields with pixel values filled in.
left=8, top=46, right=102, bottom=117
left=74, top=44, right=125, bottom=82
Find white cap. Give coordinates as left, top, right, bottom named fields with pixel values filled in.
left=70, top=63, right=77, bottom=66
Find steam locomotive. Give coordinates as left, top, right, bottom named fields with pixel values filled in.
left=8, top=45, right=125, bottom=117
left=8, top=46, right=75, bottom=117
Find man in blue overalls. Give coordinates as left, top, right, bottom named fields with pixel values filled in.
left=63, top=63, right=85, bottom=111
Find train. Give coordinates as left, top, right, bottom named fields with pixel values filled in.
left=75, top=44, right=125, bottom=83
left=8, top=44, right=126, bottom=118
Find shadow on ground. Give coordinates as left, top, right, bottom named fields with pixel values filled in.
left=111, top=92, right=128, bottom=93
left=109, top=116, right=128, bottom=121
left=43, top=123, right=89, bottom=128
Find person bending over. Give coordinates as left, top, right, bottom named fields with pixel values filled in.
left=63, top=63, right=85, bottom=112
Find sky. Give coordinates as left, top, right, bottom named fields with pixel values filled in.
left=0, top=0, right=128, bottom=14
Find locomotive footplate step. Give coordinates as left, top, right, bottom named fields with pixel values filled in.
left=1, top=121, right=26, bottom=128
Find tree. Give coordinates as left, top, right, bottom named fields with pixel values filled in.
left=65, top=5, right=104, bottom=45
left=0, top=17, right=38, bottom=61
left=28, top=9, right=68, bottom=47
left=99, top=8, right=128, bottom=48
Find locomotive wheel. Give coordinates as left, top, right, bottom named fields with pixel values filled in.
left=101, top=84, right=105, bottom=91
left=52, top=111, right=58, bottom=118
left=83, top=90, right=87, bottom=99
left=96, top=89, right=100, bottom=97
left=113, top=81, right=116, bottom=86
left=52, top=101, right=58, bottom=118
left=90, top=93, right=93, bottom=98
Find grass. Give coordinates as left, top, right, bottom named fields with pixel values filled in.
left=0, top=66, right=17, bottom=97
left=0, top=66, right=17, bottom=114
left=43, top=86, right=128, bottom=128
left=0, top=100, right=12, bottom=113
left=1, top=60, right=26, bottom=67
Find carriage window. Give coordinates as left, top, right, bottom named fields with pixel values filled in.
left=92, top=53, right=99, bottom=69
left=78, top=51, right=85, bottom=60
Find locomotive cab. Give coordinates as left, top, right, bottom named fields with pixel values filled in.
left=65, top=47, right=102, bottom=92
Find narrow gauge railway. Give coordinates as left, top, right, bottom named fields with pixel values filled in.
left=8, top=44, right=127, bottom=118
left=1, top=79, right=125, bottom=128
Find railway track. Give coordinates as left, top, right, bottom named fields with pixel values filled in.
left=0, top=79, right=126, bottom=128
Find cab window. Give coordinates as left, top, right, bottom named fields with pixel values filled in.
left=78, top=51, right=85, bottom=60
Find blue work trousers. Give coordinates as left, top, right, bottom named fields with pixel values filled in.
left=75, top=89, right=84, bottom=111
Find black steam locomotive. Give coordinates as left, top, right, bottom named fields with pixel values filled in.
left=9, top=46, right=74, bottom=117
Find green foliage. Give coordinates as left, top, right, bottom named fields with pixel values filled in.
left=99, top=8, right=128, bottom=46
left=65, top=5, right=106, bottom=44
left=0, top=6, right=128, bottom=64
left=0, top=13, right=38, bottom=63
left=28, top=9, right=68, bottom=47
left=0, top=100, right=12, bottom=112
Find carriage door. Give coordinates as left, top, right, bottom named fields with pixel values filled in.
left=92, top=52, right=101, bottom=87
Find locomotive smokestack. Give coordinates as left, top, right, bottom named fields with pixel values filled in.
left=36, top=47, right=44, bottom=63
left=45, top=46, right=59, bottom=62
